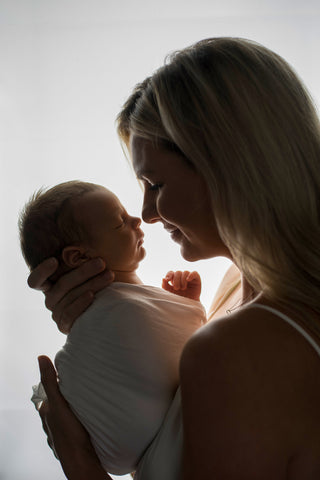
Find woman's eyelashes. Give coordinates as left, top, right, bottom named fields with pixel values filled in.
left=142, top=179, right=162, bottom=191
left=149, top=183, right=162, bottom=191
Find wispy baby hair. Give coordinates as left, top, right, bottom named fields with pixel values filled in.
left=19, top=180, right=100, bottom=270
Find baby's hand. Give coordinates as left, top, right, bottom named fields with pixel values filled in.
left=162, top=271, right=201, bottom=301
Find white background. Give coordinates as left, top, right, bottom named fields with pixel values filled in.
left=1, top=1, right=320, bottom=479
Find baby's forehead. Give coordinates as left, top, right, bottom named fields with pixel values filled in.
left=74, top=187, right=124, bottom=222
left=90, top=187, right=121, bottom=206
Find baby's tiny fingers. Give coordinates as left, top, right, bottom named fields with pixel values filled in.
left=162, top=278, right=172, bottom=292
left=181, top=271, right=191, bottom=289
left=186, top=271, right=201, bottom=282
left=164, top=271, right=174, bottom=281
left=172, top=271, right=183, bottom=290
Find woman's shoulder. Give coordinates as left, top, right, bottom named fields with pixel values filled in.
left=181, top=300, right=320, bottom=403
left=184, top=300, right=320, bottom=363
left=183, top=302, right=271, bottom=356
left=180, top=302, right=320, bottom=478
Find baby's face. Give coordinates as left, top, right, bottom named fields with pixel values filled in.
left=74, top=187, right=145, bottom=271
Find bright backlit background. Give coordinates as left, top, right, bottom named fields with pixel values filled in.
left=1, top=1, right=320, bottom=479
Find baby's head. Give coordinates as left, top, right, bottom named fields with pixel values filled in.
left=19, top=180, right=145, bottom=280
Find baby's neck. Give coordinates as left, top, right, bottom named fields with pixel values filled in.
left=49, top=263, right=142, bottom=286
left=113, top=270, right=143, bottom=285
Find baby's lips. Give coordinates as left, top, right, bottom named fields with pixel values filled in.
left=137, top=234, right=144, bottom=246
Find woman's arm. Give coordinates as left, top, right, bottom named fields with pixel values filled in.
left=28, top=258, right=114, bottom=333
left=37, top=356, right=111, bottom=480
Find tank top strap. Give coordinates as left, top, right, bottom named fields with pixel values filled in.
left=248, top=303, right=320, bottom=358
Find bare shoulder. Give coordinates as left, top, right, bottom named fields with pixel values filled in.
left=182, top=302, right=320, bottom=373
left=180, top=304, right=320, bottom=479
left=182, top=303, right=275, bottom=370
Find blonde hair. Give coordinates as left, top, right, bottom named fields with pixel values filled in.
left=117, top=37, right=320, bottom=319
left=19, top=180, right=100, bottom=270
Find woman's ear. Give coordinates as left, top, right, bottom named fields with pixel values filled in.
left=61, top=246, right=91, bottom=268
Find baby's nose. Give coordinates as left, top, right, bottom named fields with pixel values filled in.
left=132, top=216, right=142, bottom=229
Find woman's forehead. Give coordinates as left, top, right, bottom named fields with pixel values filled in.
left=130, top=133, right=195, bottom=181
left=130, top=134, right=170, bottom=177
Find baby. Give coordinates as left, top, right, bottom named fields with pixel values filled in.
left=19, top=180, right=206, bottom=476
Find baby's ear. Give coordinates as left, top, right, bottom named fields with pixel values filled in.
left=62, top=246, right=90, bottom=268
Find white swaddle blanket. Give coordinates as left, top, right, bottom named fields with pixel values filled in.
left=51, top=283, right=205, bottom=475
left=135, top=386, right=183, bottom=480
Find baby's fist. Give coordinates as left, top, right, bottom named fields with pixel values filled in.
left=162, top=270, right=201, bottom=301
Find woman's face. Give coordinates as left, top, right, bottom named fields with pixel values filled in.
left=130, top=134, right=231, bottom=262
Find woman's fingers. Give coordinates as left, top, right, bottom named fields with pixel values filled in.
left=44, top=258, right=108, bottom=311
left=27, top=258, right=58, bottom=292
left=37, top=356, right=74, bottom=461
left=36, top=356, right=104, bottom=474
left=49, top=269, right=114, bottom=333
left=28, top=257, right=114, bottom=334
left=52, top=291, right=94, bottom=334
left=38, top=356, right=60, bottom=401
left=37, top=356, right=61, bottom=458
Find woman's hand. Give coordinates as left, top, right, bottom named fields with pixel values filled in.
left=37, top=356, right=109, bottom=480
left=28, top=258, right=114, bottom=333
left=162, top=270, right=202, bottom=301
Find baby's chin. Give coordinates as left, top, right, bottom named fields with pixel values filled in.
left=140, top=246, right=147, bottom=261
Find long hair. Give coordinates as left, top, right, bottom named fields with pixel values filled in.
left=117, top=37, right=320, bottom=322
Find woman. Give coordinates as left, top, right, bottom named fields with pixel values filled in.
left=30, top=37, right=320, bottom=479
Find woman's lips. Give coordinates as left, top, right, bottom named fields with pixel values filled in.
left=163, top=224, right=183, bottom=243
left=169, top=228, right=182, bottom=242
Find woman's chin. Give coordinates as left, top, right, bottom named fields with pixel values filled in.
left=180, top=244, right=202, bottom=262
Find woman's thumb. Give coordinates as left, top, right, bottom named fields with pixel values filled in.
left=38, top=355, right=59, bottom=400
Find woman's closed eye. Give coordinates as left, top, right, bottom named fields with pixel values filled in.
left=149, top=183, right=162, bottom=191
left=142, top=179, right=163, bottom=191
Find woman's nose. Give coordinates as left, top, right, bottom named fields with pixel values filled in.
left=142, top=198, right=161, bottom=224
